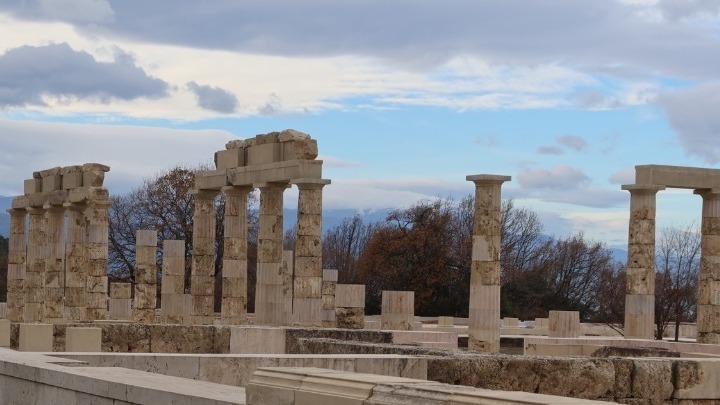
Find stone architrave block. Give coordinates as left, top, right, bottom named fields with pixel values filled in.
left=502, top=317, right=520, bottom=327
left=438, top=316, right=454, bottom=327
left=215, top=148, right=245, bottom=170
left=0, top=319, right=10, bottom=347
left=19, top=323, right=53, bottom=352
left=66, top=327, right=102, bottom=352
left=246, top=143, right=281, bottom=165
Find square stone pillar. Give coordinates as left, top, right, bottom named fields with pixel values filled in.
left=622, top=184, right=664, bottom=339
left=255, top=182, right=289, bottom=326
left=190, top=190, right=219, bottom=325
left=24, top=207, right=47, bottom=323
left=6, top=208, right=27, bottom=323
left=43, top=203, right=65, bottom=323
left=161, top=240, right=186, bottom=324
left=381, top=290, right=414, bottom=330
left=108, top=282, right=132, bottom=320
left=64, top=203, right=88, bottom=321
left=221, top=186, right=252, bottom=325
left=695, top=188, right=720, bottom=344
left=19, top=323, right=53, bottom=351
left=466, top=174, right=510, bottom=352
left=292, top=179, right=330, bottom=326
left=548, top=310, right=581, bottom=338
left=66, top=327, right=102, bottom=352
left=335, top=284, right=365, bottom=329
left=133, top=230, right=158, bottom=323
left=322, top=269, right=338, bottom=327
left=85, top=199, right=111, bottom=320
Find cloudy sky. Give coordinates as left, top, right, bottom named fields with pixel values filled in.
left=1, top=0, right=719, bottom=248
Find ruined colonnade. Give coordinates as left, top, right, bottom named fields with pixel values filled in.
left=191, top=130, right=329, bottom=326
left=6, top=164, right=111, bottom=323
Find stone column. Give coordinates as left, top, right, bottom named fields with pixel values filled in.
left=255, top=183, right=288, bottom=326
left=134, top=230, right=158, bottom=323
left=466, top=174, right=510, bottom=352
left=43, top=203, right=65, bottom=323
left=322, top=269, right=338, bottom=327
left=622, top=184, right=664, bottom=339
left=695, top=189, right=720, bottom=344
left=293, top=179, right=330, bottom=326
left=24, top=207, right=46, bottom=322
left=190, top=190, right=219, bottom=325
left=221, top=186, right=252, bottom=325
left=335, top=284, right=365, bottom=329
left=64, top=203, right=87, bottom=321
left=381, top=290, right=414, bottom=330
left=85, top=199, right=111, bottom=320
left=161, top=240, right=186, bottom=324
left=6, top=209, right=27, bottom=323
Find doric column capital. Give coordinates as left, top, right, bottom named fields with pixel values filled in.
left=621, top=184, right=666, bottom=195
left=292, top=178, right=331, bottom=190
left=7, top=207, right=27, bottom=218
left=466, top=174, right=511, bottom=187
left=255, top=181, right=291, bottom=191
left=221, top=185, right=253, bottom=197
left=63, top=201, right=87, bottom=212
left=26, top=206, right=45, bottom=216
left=43, top=202, right=65, bottom=214
left=190, top=189, right=221, bottom=200
left=694, top=188, right=720, bottom=200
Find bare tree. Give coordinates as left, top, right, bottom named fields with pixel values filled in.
left=655, top=223, right=700, bottom=340
left=322, top=215, right=377, bottom=284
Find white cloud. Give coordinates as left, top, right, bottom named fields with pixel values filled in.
left=609, top=167, right=636, bottom=184
left=517, top=165, right=590, bottom=189
left=0, top=119, right=232, bottom=196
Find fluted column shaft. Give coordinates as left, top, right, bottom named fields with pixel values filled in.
left=255, top=182, right=288, bottom=326
left=64, top=203, right=87, bottom=321
left=43, top=204, right=65, bottom=323
left=190, top=190, right=219, bottom=325
left=85, top=200, right=111, bottom=320
left=24, top=207, right=46, bottom=322
left=622, top=184, right=664, bottom=339
left=221, top=186, right=252, bottom=324
left=696, top=189, right=720, bottom=344
left=467, top=174, right=510, bottom=352
left=293, top=180, right=329, bottom=326
left=6, top=209, right=27, bottom=322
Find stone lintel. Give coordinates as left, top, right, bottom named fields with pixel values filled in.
left=621, top=184, right=666, bottom=193
left=42, top=202, right=65, bottom=212
left=60, top=165, right=83, bottom=174
left=38, top=167, right=62, bottom=177
left=636, top=164, right=720, bottom=189
left=255, top=181, right=291, bottom=190
left=466, top=174, right=512, bottom=185
left=189, top=188, right=221, bottom=199
left=194, top=169, right=230, bottom=191
left=228, top=159, right=323, bottom=186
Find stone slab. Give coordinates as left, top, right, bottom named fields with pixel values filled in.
left=66, top=327, right=102, bottom=352
left=19, top=323, right=53, bottom=352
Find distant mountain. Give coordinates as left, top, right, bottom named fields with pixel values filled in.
left=0, top=196, right=11, bottom=237
left=284, top=208, right=392, bottom=233
left=609, top=247, right=628, bottom=264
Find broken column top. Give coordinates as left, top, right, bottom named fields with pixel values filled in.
left=15, top=162, right=111, bottom=208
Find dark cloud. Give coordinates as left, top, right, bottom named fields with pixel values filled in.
left=2, top=1, right=720, bottom=80
left=556, top=135, right=587, bottom=151
left=0, top=43, right=168, bottom=107
left=187, top=81, right=238, bottom=113
left=657, top=83, right=720, bottom=164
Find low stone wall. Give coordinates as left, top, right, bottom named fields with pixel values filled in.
left=56, top=353, right=427, bottom=387
left=292, top=337, right=720, bottom=403
left=0, top=348, right=246, bottom=404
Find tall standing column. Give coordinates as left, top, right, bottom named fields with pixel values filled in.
left=161, top=240, right=186, bottom=324
left=255, top=182, right=288, bottom=326
left=622, top=184, right=664, bottom=339
left=466, top=174, right=510, bottom=352
left=293, top=179, right=329, bottom=326
left=85, top=199, right=111, bottom=320
left=24, top=207, right=47, bottom=322
left=696, top=189, right=720, bottom=344
left=64, top=203, right=87, bottom=321
left=190, top=190, right=219, bottom=325
left=6, top=208, right=27, bottom=323
left=43, top=203, right=65, bottom=323
left=221, top=186, right=252, bottom=325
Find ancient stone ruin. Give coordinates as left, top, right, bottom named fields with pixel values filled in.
left=2, top=135, right=720, bottom=404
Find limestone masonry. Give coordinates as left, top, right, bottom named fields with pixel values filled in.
left=5, top=139, right=720, bottom=404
